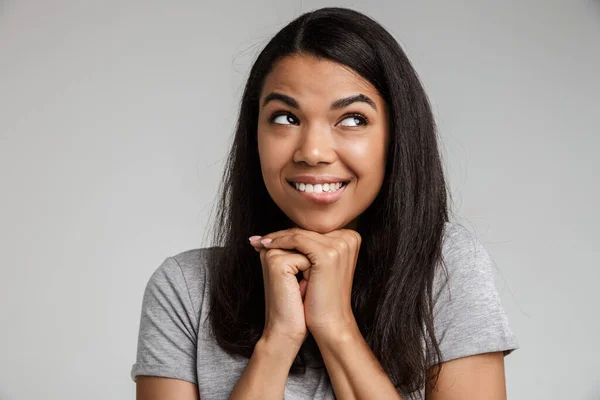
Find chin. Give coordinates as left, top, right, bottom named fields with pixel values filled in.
left=288, top=215, right=349, bottom=234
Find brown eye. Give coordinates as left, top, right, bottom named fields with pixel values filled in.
left=270, top=112, right=299, bottom=125
left=339, top=114, right=368, bottom=127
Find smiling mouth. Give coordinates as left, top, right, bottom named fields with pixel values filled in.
left=286, top=180, right=349, bottom=194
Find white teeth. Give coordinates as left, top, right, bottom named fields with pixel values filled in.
left=292, top=181, right=345, bottom=193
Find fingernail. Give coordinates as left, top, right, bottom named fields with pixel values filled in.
left=249, top=236, right=261, bottom=242
left=260, top=238, right=272, bottom=245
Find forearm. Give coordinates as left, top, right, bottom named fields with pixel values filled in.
left=314, top=324, right=402, bottom=400
left=229, top=336, right=300, bottom=400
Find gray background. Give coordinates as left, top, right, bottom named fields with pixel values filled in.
left=1, top=1, right=598, bottom=399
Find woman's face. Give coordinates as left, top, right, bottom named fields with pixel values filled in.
left=257, top=54, right=389, bottom=233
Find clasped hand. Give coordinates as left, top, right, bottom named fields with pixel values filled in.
left=249, top=227, right=361, bottom=344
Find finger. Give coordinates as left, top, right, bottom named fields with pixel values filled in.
left=259, top=247, right=289, bottom=264
left=258, top=228, right=296, bottom=242
left=323, top=229, right=362, bottom=265
left=323, top=229, right=361, bottom=246
left=261, top=227, right=328, bottom=246
left=303, top=267, right=311, bottom=282
left=259, top=248, right=291, bottom=265
left=249, top=236, right=263, bottom=251
left=250, top=241, right=263, bottom=252
left=299, top=278, right=308, bottom=300
left=261, top=248, right=312, bottom=275
left=261, top=232, right=328, bottom=265
left=261, top=228, right=336, bottom=254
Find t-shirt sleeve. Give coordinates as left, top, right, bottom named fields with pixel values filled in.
left=130, top=256, right=199, bottom=384
left=429, top=225, right=519, bottom=366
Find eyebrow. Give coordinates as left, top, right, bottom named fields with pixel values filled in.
left=261, top=92, right=377, bottom=111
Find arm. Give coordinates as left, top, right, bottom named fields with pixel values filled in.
left=131, top=257, right=202, bottom=397
left=135, top=339, right=300, bottom=400
left=229, top=335, right=302, bottom=400
left=315, top=325, right=509, bottom=400
left=426, top=352, right=507, bottom=400
left=314, top=323, right=402, bottom=400
left=136, top=377, right=200, bottom=400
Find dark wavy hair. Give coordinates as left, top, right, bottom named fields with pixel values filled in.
left=207, top=6, right=450, bottom=396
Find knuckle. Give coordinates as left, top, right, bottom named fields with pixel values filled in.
left=266, top=254, right=286, bottom=273
left=334, top=238, right=348, bottom=251
left=326, top=248, right=339, bottom=261
left=344, top=232, right=356, bottom=243
left=265, top=249, right=279, bottom=262
left=350, top=232, right=361, bottom=247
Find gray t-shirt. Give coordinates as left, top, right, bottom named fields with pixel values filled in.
left=131, top=222, right=519, bottom=399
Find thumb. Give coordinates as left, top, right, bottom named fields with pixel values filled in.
left=299, top=278, right=308, bottom=300
left=299, top=267, right=311, bottom=300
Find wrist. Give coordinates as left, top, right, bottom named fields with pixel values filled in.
left=310, top=320, right=361, bottom=346
left=230, top=334, right=301, bottom=399
left=256, top=333, right=304, bottom=365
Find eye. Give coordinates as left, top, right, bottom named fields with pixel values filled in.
left=339, top=114, right=368, bottom=127
left=270, top=112, right=299, bottom=125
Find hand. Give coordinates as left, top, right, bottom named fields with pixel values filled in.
left=251, top=241, right=312, bottom=348
left=250, top=228, right=361, bottom=339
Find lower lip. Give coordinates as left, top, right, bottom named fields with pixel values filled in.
left=287, top=182, right=348, bottom=204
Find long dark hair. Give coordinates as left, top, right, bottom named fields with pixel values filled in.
left=207, top=7, right=450, bottom=396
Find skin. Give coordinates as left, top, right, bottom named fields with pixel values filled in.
left=257, top=54, right=389, bottom=234
left=137, top=54, right=508, bottom=399
left=249, top=230, right=508, bottom=400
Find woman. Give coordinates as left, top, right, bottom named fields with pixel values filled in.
left=131, top=7, right=518, bottom=399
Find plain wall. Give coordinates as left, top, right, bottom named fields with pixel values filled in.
left=1, top=1, right=598, bottom=399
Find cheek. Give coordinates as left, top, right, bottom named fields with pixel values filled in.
left=257, top=131, right=290, bottom=180
left=341, top=135, right=387, bottom=180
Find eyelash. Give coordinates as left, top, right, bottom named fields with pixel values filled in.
left=268, top=111, right=369, bottom=127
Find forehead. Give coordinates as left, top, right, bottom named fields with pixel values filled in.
left=260, top=54, right=381, bottom=104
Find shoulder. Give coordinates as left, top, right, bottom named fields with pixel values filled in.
left=434, top=221, right=499, bottom=306
left=430, top=221, right=519, bottom=363
left=152, top=246, right=222, bottom=283
left=441, top=221, right=488, bottom=261
left=142, top=247, right=223, bottom=317
left=170, top=247, right=221, bottom=281
left=438, top=221, right=496, bottom=288
left=132, top=247, right=223, bottom=384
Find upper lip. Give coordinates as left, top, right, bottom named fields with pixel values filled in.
left=286, top=175, right=351, bottom=185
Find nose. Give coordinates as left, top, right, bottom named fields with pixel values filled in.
left=292, top=123, right=336, bottom=166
